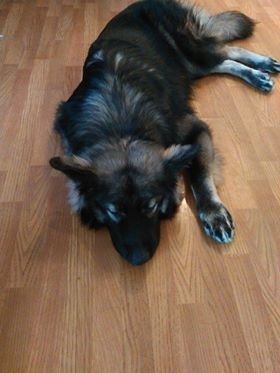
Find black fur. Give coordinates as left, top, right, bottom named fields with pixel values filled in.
left=50, top=0, right=278, bottom=265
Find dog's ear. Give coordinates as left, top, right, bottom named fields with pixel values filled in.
left=49, top=156, right=96, bottom=183
left=163, top=144, right=200, bottom=174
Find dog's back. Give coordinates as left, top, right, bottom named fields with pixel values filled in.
left=55, top=0, right=254, bottom=157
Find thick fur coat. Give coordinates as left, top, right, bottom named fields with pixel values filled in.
left=50, top=0, right=279, bottom=265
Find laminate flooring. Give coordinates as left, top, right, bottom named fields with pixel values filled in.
left=0, top=0, right=279, bottom=372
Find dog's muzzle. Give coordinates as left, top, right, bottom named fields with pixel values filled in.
left=108, top=213, right=160, bottom=265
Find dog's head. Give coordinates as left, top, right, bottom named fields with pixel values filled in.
left=50, top=140, right=198, bottom=265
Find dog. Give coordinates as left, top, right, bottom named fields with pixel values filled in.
left=50, top=0, right=280, bottom=265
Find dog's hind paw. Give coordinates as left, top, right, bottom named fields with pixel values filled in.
left=258, top=57, right=280, bottom=74
left=247, top=70, right=274, bottom=93
left=199, top=203, right=235, bottom=244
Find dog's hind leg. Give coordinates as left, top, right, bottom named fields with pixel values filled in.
left=225, top=46, right=280, bottom=73
left=210, top=59, right=275, bottom=92
left=185, top=116, right=235, bottom=243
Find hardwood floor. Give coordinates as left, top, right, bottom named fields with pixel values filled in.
left=0, top=0, right=279, bottom=372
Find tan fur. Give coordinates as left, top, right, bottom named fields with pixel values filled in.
left=201, top=11, right=255, bottom=42
left=72, top=155, right=91, bottom=167
left=181, top=4, right=254, bottom=43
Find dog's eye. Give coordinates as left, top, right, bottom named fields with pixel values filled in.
left=105, top=204, right=122, bottom=222
left=146, top=198, right=158, bottom=216
left=107, top=204, right=118, bottom=214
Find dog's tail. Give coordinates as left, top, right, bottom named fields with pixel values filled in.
left=203, top=11, right=255, bottom=42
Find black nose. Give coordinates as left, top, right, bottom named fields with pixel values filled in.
left=108, top=217, right=160, bottom=265
left=126, top=249, right=152, bottom=266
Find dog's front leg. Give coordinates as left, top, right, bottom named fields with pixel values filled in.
left=186, top=117, right=235, bottom=243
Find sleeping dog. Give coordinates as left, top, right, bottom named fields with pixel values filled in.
left=50, top=0, right=280, bottom=265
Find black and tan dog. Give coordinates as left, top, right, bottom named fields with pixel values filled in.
left=50, top=0, right=280, bottom=265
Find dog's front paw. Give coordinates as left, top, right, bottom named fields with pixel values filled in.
left=259, top=57, right=280, bottom=74
left=199, top=203, right=235, bottom=244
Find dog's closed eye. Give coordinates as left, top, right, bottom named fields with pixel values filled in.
left=148, top=198, right=158, bottom=211
left=145, top=198, right=159, bottom=217
left=105, top=204, right=122, bottom=223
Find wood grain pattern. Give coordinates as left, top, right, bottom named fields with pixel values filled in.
left=0, top=0, right=279, bottom=372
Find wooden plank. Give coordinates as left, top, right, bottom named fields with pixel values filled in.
left=0, top=1, right=279, bottom=372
